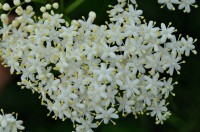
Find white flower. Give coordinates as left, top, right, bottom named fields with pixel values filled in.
left=158, top=0, right=179, bottom=10
left=145, top=53, right=164, bottom=75
left=0, top=0, right=197, bottom=131
left=104, top=86, right=118, bottom=106
left=76, top=117, right=97, bottom=132
left=116, top=95, right=135, bottom=114
left=120, top=77, right=140, bottom=98
left=160, top=23, right=175, bottom=43
left=107, top=23, right=124, bottom=45
left=107, top=3, right=124, bottom=16
left=87, top=82, right=107, bottom=101
left=147, top=100, right=169, bottom=123
left=162, top=78, right=176, bottom=98
left=180, top=37, right=197, bottom=56
left=125, top=5, right=143, bottom=24
left=158, top=0, right=197, bottom=12
left=130, top=0, right=137, bottom=4
left=144, top=73, right=164, bottom=95
left=100, top=43, right=117, bottom=60
left=141, top=21, right=160, bottom=40
left=125, top=56, right=146, bottom=74
left=95, top=108, right=119, bottom=124
left=178, top=0, right=197, bottom=13
left=137, top=87, right=152, bottom=106
left=59, top=25, right=78, bottom=45
left=129, top=37, right=147, bottom=56
left=93, top=63, right=114, bottom=82
left=162, top=51, right=182, bottom=75
left=123, top=19, right=139, bottom=38
left=165, top=35, right=183, bottom=54
left=0, top=110, right=25, bottom=132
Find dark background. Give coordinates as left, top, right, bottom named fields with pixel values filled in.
left=0, top=0, right=200, bottom=132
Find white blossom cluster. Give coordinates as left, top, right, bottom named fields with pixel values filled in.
left=0, top=109, right=25, bottom=132
left=158, top=0, right=198, bottom=12
left=0, top=0, right=197, bottom=131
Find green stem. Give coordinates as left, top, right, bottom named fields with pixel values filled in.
left=7, top=2, right=26, bottom=16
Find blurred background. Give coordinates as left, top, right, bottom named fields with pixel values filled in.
left=0, top=0, right=200, bottom=132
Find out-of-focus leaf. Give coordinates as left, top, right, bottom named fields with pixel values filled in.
left=32, top=0, right=47, bottom=4
left=167, top=114, right=184, bottom=128
left=64, top=0, right=85, bottom=14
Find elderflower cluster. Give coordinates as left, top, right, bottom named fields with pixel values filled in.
left=0, top=0, right=197, bottom=131
left=158, top=0, right=198, bottom=12
left=0, top=109, right=25, bottom=132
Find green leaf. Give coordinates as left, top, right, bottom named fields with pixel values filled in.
left=32, top=0, right=47, bottom=4
left=64, top=0, right=85, bottom=14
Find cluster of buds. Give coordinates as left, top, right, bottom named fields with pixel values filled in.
left=0, top=0, right=197, bottom=131
left=0, top=109, right=24, bottom=132
left=157, top=0, right=198, bottom=12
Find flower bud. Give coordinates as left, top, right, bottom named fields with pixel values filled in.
left=13, top=0, right=21, bottom=6
left=40, top=6, right=46, bottom=12
left=45, top=4, right=52, bottom=10
left=89, top=11, right=96, bottom=19
left=26, top=5, right=33, bottom=13
left=12, top=20, right=20, bottom=27
left=53, top=3, right=59, bottom=9
left=42, top=12, right=49, bottom=18
left=25, top=0, right=31, bottom=3
left=71, top=20, right=80, bottom=27
left=2, top=3, right=10, bottom=11
left=1, top=14, right=8, bottom=24
left=15, top=6, right=23, bottom=15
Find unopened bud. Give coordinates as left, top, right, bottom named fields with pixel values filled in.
left=13, top=0, right=21, bottom=6
left=53, top=3, right=59, bottom=9
left=3, top=3, right=10, bottom=11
